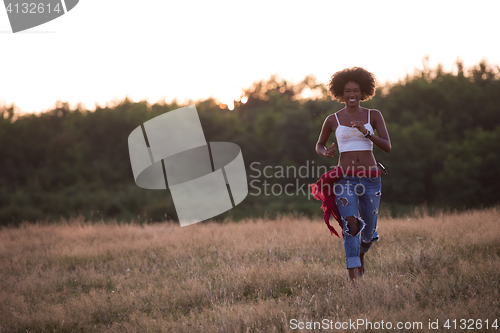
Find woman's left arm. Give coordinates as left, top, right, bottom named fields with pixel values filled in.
left=370, top=109, right=391, bottom=153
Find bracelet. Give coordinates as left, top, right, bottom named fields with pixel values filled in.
left=364, top=130, right=371, bottom=138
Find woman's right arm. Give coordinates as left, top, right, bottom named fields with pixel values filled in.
left=316, top=115, right=336, bottom=158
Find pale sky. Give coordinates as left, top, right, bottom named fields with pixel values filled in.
left=1, top=0, right=499, bottom=114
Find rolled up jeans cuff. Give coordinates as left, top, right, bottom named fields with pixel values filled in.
left=346, top=256, right=361, bottom=269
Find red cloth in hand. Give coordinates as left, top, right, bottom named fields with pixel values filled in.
left=310, top=166, right=382, bottom=237
left=310, top=166, right=343, bottom=237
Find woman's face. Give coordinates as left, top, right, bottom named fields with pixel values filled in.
left=343, top=81, right=361, bottom=106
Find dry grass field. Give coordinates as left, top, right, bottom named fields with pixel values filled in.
left=1, top=208, right=499, bottom=332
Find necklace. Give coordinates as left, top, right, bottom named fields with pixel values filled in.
left=346, top=108, right=360, bottom=116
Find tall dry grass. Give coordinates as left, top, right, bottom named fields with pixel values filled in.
left=1, top=208, right=499, bottom=332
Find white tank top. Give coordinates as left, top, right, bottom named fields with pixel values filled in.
left=334, top=109, right=374, bottom=153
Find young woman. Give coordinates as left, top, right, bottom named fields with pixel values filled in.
left=315, top=67, right=391, bottom=284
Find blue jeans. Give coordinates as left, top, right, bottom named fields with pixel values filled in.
left=334, top=175, right=382, bottom=269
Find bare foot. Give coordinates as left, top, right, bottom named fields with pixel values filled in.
left=348, top=267, right=360, bottom=296
left=349, top=278, right=359, bottom=297
left=348, top=267, right=358, bottom=281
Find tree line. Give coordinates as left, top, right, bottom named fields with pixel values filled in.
left=1, top=59, right=499, bottom=225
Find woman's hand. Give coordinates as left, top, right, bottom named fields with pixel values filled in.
left=316, top=115, right=336, bottom=157
left=324, top=142, right=336, bottom=158
left=351, top=121, right=368, bottom=135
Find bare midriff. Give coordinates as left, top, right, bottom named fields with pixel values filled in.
left=338, top=150, right=377, bottom=171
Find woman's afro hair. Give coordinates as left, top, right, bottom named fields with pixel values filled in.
left=327, top=67, right=377, bottom=102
